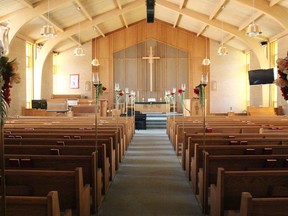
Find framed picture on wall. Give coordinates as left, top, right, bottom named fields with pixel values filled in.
left=70, top=74, right=79, bottom=89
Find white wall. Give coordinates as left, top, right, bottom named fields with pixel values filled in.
left=42, top=53, right=53, bottom=99
left=53, top=41, right=93, bottom=99
left=209, top=40, right=247, bottom=114
left=8, top=36, right=26, bottom=116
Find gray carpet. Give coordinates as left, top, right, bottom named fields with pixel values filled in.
left=98, top=129, right=203, bottom=216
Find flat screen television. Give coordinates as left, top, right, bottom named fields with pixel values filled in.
left=248, top=68, right=275, bottom=85
left=32, top=99, right=47, bottom=109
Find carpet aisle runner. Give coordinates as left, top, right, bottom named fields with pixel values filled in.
left=98, top=129, right=202, bottom=216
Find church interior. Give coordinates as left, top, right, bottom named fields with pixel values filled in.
left=1, top=0, right=288, bottom=215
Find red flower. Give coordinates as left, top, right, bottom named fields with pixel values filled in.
left=178, top=89, right=183, bottom=94
left=194, top=88, right=199, bottom=95
left=129, top=95, right=132, bottom=98
left=170, top=92, right=175, bottom=96
left=119, top=92, right=124, bottom=96
left=102, top=86, right=107, bottom=91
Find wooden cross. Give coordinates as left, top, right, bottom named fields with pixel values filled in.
left=142, top=46, right=160, bottom=91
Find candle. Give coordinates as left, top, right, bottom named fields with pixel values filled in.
left=181, top=83, right=186, bottom=90
left=92, top=72, right=100, bottom=85
left=201, top=74, right=208, bottom=84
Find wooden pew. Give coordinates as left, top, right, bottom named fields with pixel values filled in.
left=210, top=168, right=288, bottom=216
left=240, top=192, right=288, bottom=216
left=183, top=135, right=288, bottom=171
left=5, top=153, right=101, bottom=213
left=190, top=144, right=288, bottom=191
left=4, top=137, right=116, bottom=180
left=4, top=129, right=121, bottom=165
left=0, top=191, right=72, bottom=216
left=5, top=167, right=90, bottom=216
left=200, top=153, right=288, bottom=214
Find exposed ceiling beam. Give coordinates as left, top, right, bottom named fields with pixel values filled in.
left=197, top=24, right=208, bottom=37
left=74, top=0, right=93, bottom=21
left=173, top=14, right=180, bottom=28
left=172, top=0, right=186, bottom=28
left=36, top=0, right=144, bottom=68
left=115, top=0, right=122, bottom=10
left=69, top=36, right=81, bottom=46
left=16, top=33, right=34, bottom=43
left=40, top=15, right=64, bottom=32
left=15, top=0, right=34, bottom=8
left=222, top=35, right=234, bottom=44
left=179, top=0, right=187, bottom=9
left=114, top=0, right=128, bottom=28
left=234, top=0, right=288, bottom=30
left=121, top=15, right=129, bottom=28
left=209, top=0, right=226, bottom=20
left=7, top=0, right=72, bottom=43
left=238, top=11, right=263, bottom=31
left=270, top=29, right=288, bottom=42
left=156, top=0, right=268, bottom=68
left=269, top=0, right=282, bottom=7
left=94, top=25, right=105, bottom=38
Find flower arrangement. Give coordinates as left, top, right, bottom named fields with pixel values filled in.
left=178, top=84, right=186, bottom=106
left=0, top=56, right=20, bottom=104
left=129, top=91, right=136, bottom=104
left=194, top=84, right=205, bottom=107
left=95, top=82, right=106, bottom=100
left=275, top=57, right=288, bottom=100
left=165, top=90, right=176, bottom=104
left=115, top=88, right=124, bottom=106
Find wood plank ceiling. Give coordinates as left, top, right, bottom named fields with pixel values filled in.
left=1, top=0, right=288, bottom=53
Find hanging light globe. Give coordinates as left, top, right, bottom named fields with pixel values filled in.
left=217, top=45, right=228, bottom=56
left=91, top=58, right=100, bottom=66
left=41, top=24, right=57, bottom=38
left=202, top=58, right=211, bottom=66
left=74, top=46, right=85, bottom=56
left=246, top=23, right=262, bottom=37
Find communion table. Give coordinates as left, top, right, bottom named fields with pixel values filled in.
left=135, top=102, right=170, bottom=113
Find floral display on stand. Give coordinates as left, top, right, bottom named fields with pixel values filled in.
left=115, top=84, right=124, bottom=108
left=95, top=83, right=106, bottom=100
left=0, top=56, right=20, bottom=120
left=165, top=89, right=176, bottom=104
left=178, top=84, right=186, bottom=106
left=194, top=84, right=204, bottom=107
left=275, top=56, right=288, bottom=100
left=164, top=90, right=171, bottom=103
left=129, top=90, right=136, bottom=104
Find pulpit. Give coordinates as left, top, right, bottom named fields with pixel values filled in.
left=183, top=98, right=202, bottom=116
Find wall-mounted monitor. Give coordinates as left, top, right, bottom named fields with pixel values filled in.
left=31, top=99, right=47, bottom=109
left=248, top=68, right=275, bottom=85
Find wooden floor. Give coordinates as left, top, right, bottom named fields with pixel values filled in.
left=98, top=129, right=203, bottom=216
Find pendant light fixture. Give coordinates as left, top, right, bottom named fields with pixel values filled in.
left=218, top=21, right=228, bottom=56
left=202, top=36, right=211, bottom=66
left=74, top=21, right=85, bottom=56
left=245, top=0, right=262, bottom=37
left=40, top=0, right=57, bottom=38
left=91, top=27, right=100, bottom=66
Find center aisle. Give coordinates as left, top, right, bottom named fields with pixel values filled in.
left=98, top=129, right=203, bottom=216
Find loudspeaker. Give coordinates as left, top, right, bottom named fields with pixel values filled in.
left=260, top=41, right=267, bottom=47
left=146, top=0, right=155, bottom=23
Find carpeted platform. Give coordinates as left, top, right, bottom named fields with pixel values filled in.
left=98, top=129, right=203, bottom=216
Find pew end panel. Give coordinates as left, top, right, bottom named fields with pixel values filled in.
left=240, top=192, right=288, bottom=216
